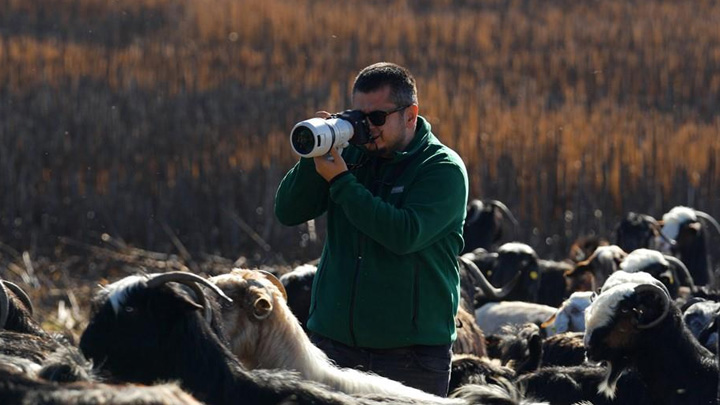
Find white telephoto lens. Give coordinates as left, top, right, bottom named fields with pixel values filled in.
left=290, top=118, right=354, bottom=157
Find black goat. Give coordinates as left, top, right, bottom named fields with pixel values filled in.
left=618, top=248, right=695, bottom=299
left=449, top=354, right=517, bottom=395
left=462, top=199, right=519, bottom=254
left=682, top=298, right=720, bottom=353
left=584, top=275, right=718, bottom=404
left=565, top=245, right=627, bottom=294
left=660, top=206, right=720, bottom=287
left=0, top=279, right=47, bottom=337
left=79, top=272, right=505, bottom=405
left=614, top=211, right=669, bottom=253
left=0, top=279, right=94, bottom=384
left=463, top=243, right=568, bottom=307
left=0, top=365, right=203, bottom=405
left=279, top=263, right=316, bottom=332
left=516, top=365, right=653, bottom=405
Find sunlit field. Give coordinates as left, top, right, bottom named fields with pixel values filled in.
left=1, top=0, right=719, bottom=338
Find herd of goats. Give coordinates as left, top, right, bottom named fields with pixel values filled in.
left=1, top=201, right=720, bottom=404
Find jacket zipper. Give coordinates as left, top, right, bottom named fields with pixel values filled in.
left=412, top=263, right=419, bottom=331
left=349, top=237, right=363, bottom=346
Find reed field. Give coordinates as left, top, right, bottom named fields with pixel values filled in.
left=1, top=0, right=719, bottom=296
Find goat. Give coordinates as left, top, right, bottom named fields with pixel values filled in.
left=535, top=258, right=573, bottom=307
left=516, top=365, right=653, bottom=405
left=279, top=263, right=317, bottom=332
left=209, top=268, right=471, bottom=402
left=0, top=365, right=203, bottom=405
left=463, top=243, right=542, bottom=307
left=486, top=324, right=586, bottom=375
left=538, top=332, right=586, bottom=368
left=462, top=199, right=519, bottom=254
left=0, top=279, right=48, bottom=337
left=567, top=235, right=610, bottom=263
left=0, top=279, right=93, bottom=384
left=475, top=301, right=556, bottom=336
left=485, top=323, right=543, bottom=375
left=458, top=248, right=497, bottom=310
left=79, top=271, right=504, bottom=405
left=540, top=291, right=593, bottom=337
left=465, top=243, right=571, bottom=307
left=682, top=298, right=720, bottom=353
left=565, top=245, right=627, bottom=293
left=618, top=248, right=695, bottom=298
left=614, top=211, right=670, bottom=253
left=661, top=206, right=720, bottom=287
left=454, top=305, right=488, bottom=357
left=476, top=291, right=590, bottom=338
left=584, top=273, right=718, bottom=403
left=449, top=354, right=516, bottom=394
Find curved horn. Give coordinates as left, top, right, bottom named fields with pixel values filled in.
left=459, top=255, right=521, bottom=300
left=663, top=255, right=696, bottom=290
left=644, top=215, right=676, bottom=247
left=634, top=283, right=671, bottom=329
left=694, top=210, right=720, bottom=238
left=257, top=270, right=288, bottom=301
left=2, top=281, right=34, bottom=315
left=486, top=200, right=520, bottom=227
left=0, top=282, right=9, bottom=329
left=146, top=272, right=233, bottom=323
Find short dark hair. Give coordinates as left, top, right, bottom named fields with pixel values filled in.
left=352, top=62, right=418, bottom=107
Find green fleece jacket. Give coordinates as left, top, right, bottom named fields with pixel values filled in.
left=275, top=116, right=468, bottom=348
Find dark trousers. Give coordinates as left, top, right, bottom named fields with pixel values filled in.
left=310, top=334, right=452, bottom=397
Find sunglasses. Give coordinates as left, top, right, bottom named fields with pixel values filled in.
left=364, top=105, right=410, bottom=126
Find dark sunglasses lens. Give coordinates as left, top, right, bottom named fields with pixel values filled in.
left=366, top=111, right=387, bottom=126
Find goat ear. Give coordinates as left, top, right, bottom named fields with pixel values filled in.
left=252, top=297, right=273, bottom=320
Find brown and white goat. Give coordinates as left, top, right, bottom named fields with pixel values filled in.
left=209, top=268, right=468, bottom=403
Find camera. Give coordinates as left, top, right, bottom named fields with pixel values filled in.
left=290, top=110, right=371, bottom=158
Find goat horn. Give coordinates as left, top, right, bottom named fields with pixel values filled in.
left=662, top=255, right=696, bottom=290
left=634, top=283, right=671, bottom=329
left=644, top=215, right=676, bottom=247
left=540, top=312, right=558, bottom=329
left=147, top=272, right=233, bottom=324
left=256, top=270, right=288, bottom=301
left=0, top=281, right=9, bottom=329
left=693, top=210, right=720, bottom=238
left=459, top=255, right=520, bottom=300
left=2, top=281, right=34, bottom=315
left=486, top=200, right=520, bottom=227
left=465, top=200, right=484, bottom=224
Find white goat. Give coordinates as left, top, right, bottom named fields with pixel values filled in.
left=475, top=301, right=556, bottom=335
left=540, top=291, right=593, bottom=336
left=210, top=269, right=467, bottom=403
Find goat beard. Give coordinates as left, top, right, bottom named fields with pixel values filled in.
left=597, top=355, right=632, bottom=400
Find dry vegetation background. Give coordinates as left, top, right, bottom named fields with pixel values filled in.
left=1, top=0, right=719, bottom=340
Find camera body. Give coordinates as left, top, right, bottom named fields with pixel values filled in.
left=290, top=110, right=372, bottom=158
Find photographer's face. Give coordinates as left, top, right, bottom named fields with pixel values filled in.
left=352, top=86, right=417, bottom=158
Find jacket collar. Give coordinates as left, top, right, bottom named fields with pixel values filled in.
left=386, top=115, right=431, bottom=163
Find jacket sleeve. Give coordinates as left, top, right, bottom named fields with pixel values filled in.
left=329, top=158, right=468, bottom=255
left=274, top=158, right=330, bottom=226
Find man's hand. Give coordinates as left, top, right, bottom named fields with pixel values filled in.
left=313, top=146, right=348, bottom=182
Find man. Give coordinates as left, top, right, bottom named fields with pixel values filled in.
left=274, top=62, right=468, bottom=397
